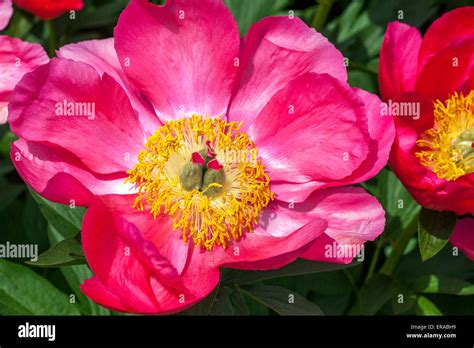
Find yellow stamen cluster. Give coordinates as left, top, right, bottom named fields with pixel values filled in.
left=126, top=115, right=274, bottom=251
left=416, top=91, right=474, bottom=181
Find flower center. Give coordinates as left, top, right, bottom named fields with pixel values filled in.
left=416, top=91, right=474, bottom=181
left=126, top=115, right=274, bottom=251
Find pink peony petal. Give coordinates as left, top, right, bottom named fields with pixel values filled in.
left=451, top=217, right=474, bottom=261
left=228, top=16, right=347, bottom=128
left=57, top=38, right=161, bottom=135
left=340, top=88, right=395, bottom=185
left=0, top=0, right=13, bottom=30
left=418, top=6, right=474, bottom=71
left=9, top=58, right=146, bottom=175
left=81, top=277, right=130, bottom=313
left=0, top=35, right=49, bottom=124
left=114, top=0, right=239, bottom=121
left=247, top=73, right=371, bottom=202
left=301, top=233, right=355, bottom=264
left=90, top=195, right=190, bottom=275
left=10, top=139, right=136, bottom=206
left=82, top=195, right=220, bottom=314
left=210, top=201, right=328, bottom=270
left=378, top=22, right=422, bottom=101
left=415, top=37, right=474, bottom=102
left=300, top=186, right=385, bottom=264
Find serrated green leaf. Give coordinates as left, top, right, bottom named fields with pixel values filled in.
left=29, top=190, right=86, bottom=239
left=222, top=259, right=359, bottom=285
left=412, top=274, right=474, bottom=296
left=418, top=208, right=457, bottom=261
left=0, top=259, right=80, bottom=315
left=416, top=296, right=442, bottom=316
left=239, top=284, right=323, bottom=315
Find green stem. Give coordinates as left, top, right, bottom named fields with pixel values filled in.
left=45, top=20, right=57, bottom=57
left=311, top=0, right=334, bottom=32
left=380, top=214, right=419, bottom=276
left=345, top=268, right=362, bottom=315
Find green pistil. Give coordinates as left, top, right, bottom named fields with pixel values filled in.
left=178, top=148, right=225, bottom=196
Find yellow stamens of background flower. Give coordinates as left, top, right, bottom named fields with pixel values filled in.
left=416, top=91, right=474, bottom=181
left=126, top=115, right=274, bottom=251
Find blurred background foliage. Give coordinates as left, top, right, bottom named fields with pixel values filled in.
left=1, top=0, right=474, bottom=316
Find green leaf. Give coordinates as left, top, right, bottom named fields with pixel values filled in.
left=29, top=190, right=86, bottom=239
left=412, top=274, right=474, bottom=296
left=396, top=245, right=474, bottom=282
left=0, top=259, right=80, bottom=315
left=348, top=70, right=377, bottom=93
left=47, top=225, right=110, bottom=315
left=222, top=259, right=359, bottom=285
left=3, top=12, right=35, bottom=39
left=359, top=274, right=393, bottom=315
left=418, top=208, right=457, bottom=261
left=180, top=286, right=250, bottom=316
left=239, top=284, right=323, bottom=315
left=416, top=296, right=442, bottom=316
left=376, top=169, right=421, bottom=243
left=337, top=0, right=366, bottom=43
left=391, top=288, right=416, bottom=315
left=26, top=236, right=85, bottom=268
left=210, top=287, right=250, bottom=315
left=368, top=0, right=438, bottom=28
left=224, top=0, right=289, bottom=35
left=22, top=193, right=49, bottom=252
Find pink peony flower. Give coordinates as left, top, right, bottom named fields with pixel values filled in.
left=0, top=35, right=49, bottom=124
left=379, top=7, right=474, bottom=260
left=9, top=0, right=394, bottom=314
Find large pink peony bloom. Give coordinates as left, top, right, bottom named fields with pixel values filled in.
left=379, top=7, right=474, bottom=260
left=0, top=35, right=49, bottom=124
left=9, top=0, right=394, bottom=314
